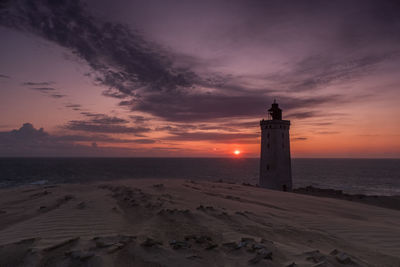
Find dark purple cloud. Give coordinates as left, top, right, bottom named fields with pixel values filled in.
left=90, top=116, right=128, bottom=124
left=21, top=82, right=68, bottom=99
left=27, top=87, right=67, bottom=98
left=64, top=121, right=150, bottom=135
left=65, top=104, right=81, bottom=108
left=64, top=104, right=82, bottom=111
left=164, top=131, right=258, bottom=143
left=122, top=93, right=349, bottom=122
left=0, top=123, right=155, bottom=156
left=80, top=112, right=103, bottom=117
left=22, top=81, right=54, bottom=86
left=29, top=87, right=56, bottom=92
left=63, top=113, right=150, bottom=135
left=130, top=115, right=150, bottom=124
left=0, top=0, right=198, bottom=96
left=49, top=93, right=66, bottom=98
left=2, top=0, right=384, bottom=125
left=1, top=0, right=399, bottom=143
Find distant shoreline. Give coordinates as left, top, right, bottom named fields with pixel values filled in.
left=1, top=158, right=399, bottom=196
left=240, top=182, right=400, bottom=211
left=293, top=186, right=400, bottom=211
left=0, top=156, right=400, bottom=159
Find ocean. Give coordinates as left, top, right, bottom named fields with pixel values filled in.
left=0, top=158, right=399, bottom=196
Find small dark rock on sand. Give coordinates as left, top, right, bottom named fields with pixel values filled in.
left=141, top=238, right=162, bottom=247
left=336, top=252, right=356, bottom=264
left=77, top=202, right=86, bottom=209
left=304, top=250, right=325, bottom=263
left=43, top=237, right=80, bottom=252
left=107, top=243, right=125, bottom=254
left=169, top=240, right=191, bottom=249
left=196, top=205, right=215, bottom=211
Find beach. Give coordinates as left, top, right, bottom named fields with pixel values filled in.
left=0, top=179, right=399, bottom=266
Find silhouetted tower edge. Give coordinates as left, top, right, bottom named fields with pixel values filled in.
left=259, top=101, right=292, bottom=191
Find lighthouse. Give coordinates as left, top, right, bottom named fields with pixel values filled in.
left=259, top=100, right=292, bottom=191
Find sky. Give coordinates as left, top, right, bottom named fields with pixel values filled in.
left=0, top=0, right=399, bottom=158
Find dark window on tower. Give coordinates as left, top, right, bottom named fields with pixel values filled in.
left=267, top=164, right=270, bottom=170
left=267, top=143, right=270, bottom=149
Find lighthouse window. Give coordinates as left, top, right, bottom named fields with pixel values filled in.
left=267, top=143, right=270, bottom=149
left=267, top=164, right=270, bottom=170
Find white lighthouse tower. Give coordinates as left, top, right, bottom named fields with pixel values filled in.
left=259, top=100, right=292, bottom=191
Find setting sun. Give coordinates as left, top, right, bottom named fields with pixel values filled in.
left=234, top=150, right=241, bottom=155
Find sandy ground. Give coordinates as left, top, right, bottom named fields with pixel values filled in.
left=0, top=179, right=399, bottom=267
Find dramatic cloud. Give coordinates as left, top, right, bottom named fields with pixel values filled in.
left=1, top=0, right=399, bottom=157
left=0, top=0, right=198, bottom=97
left=124, top=93, right=348, bottom=122
left=1, top=122, right=49, bottom=141
left=1, top=0, right=381, bottom=125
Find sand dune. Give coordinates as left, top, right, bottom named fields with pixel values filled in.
left=0, top=179, right=399, bottom=266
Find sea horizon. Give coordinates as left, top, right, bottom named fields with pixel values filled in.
left=1, top=158, right=399, bottom=196
left=1, top=156, right=399, bottom=159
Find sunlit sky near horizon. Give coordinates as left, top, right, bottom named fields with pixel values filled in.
left=0, top=0, right=399, bottom=158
